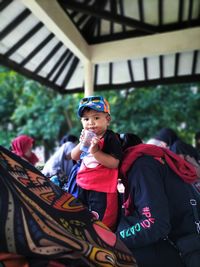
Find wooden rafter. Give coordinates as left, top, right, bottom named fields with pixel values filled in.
left=59, top=0, right=157, bottom=33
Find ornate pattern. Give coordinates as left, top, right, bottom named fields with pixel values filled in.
left=0, top=145, right=136, bottom=267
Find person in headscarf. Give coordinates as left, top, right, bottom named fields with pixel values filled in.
left=116, top=133, right=200, bottom=267
left=11, top=135, right=39, bottom=166
left=147, top=127, right=179, bottom=149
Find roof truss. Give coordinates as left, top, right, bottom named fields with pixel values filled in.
left=0, top=0, right=199, bottom=95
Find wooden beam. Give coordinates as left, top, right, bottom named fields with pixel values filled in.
left=90, top=27, right=200, bottom=63
left=0, top=9, right=31, bottom=40
left=0, top=53, right=65, bottom=94
left=60, top=0, right=156, bottom=33
left=92, top=74, right=200, bottom=91
left=0, top=0, right=13, bottom=12
left=5, top=22, right=43, bottom=57
left=22, top=0, right=90, bottom=63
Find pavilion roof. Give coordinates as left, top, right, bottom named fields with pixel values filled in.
left=0, top=0, right=200, bottom=94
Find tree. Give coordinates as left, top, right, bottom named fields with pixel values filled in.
left=104, top=84, right=200, bottom=143
left=0, top=66, right=81, bottom=159
left=0, top=65, right=199, bottom=160
left=0, top=66, right=25, bottom=146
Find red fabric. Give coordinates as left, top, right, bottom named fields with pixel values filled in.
left=102, top=192, right=118, bottom=231
left=11, top=135, right=39, bottom=165
left=0, top=252, right=29, bottom=267
left=77, top=164, right=118, bottom=193
left=120, top=144, right=198, bottom=215
left=77, top=138, right=118, bottom=193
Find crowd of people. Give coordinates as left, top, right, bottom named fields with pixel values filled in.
left=0, top=95, right=200, bottom=267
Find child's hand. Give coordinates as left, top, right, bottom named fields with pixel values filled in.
left=89, top=136, right=100, bottom=154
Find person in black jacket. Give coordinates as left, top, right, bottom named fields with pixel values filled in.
left=116, top=133, right=200, bottom=267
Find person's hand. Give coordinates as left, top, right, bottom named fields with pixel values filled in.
left=89, top=136, right=100, bottom=155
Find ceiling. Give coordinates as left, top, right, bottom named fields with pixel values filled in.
left=0, top=0, right=200, bottom=95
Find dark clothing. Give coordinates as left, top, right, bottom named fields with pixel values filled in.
left=78, top=187, right=118, bottom=231
left=102, top=129, right=123, bottom=159
left=120, top=144, right=197, bottom=217
left=131, top=239, right=184, bottom=267
left=117, top=155, right=200, bottom=266
left=171, top=140, right=199, bottom=162
left=67, top=160, right=81, bottom=197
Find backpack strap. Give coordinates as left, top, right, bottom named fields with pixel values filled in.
left=186, top=182, right=200, bottom=234
left=182, top=156, right=200, bottom=234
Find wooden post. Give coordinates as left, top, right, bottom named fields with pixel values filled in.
left=84, top=61, right=94, bottom=96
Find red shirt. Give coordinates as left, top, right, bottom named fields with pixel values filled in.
left=77, top=130, right=122, bottom=193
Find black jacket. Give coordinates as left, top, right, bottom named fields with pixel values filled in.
left=117, top=155, right=199, bottom=250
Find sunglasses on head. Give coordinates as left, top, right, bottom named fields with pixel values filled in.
left=80, top=96, right=104, bottom=105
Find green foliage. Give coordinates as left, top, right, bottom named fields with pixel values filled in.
left=0, top=65, right=199, bottom=156
left=103, top=85, right=200, bottom=143
left=0, top=66, right=81, bottom=152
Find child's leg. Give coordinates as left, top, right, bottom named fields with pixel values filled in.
left=88, top=191, right=118, bottom=231
left=76, top=186, right=89, bottom=206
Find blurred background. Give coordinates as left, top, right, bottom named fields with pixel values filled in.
left=0, top=65, right=199, bottom=164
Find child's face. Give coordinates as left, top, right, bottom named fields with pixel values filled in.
left=81, top=109, right=110, bottom=137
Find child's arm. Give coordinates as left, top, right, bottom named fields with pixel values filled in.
left=92, top=150, right=119, bottom=169
left=71, top=143, right=82, bottom=161
left=71, top=130, right=85, bottom=161
left=89, top=137, right=119, bottom=169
